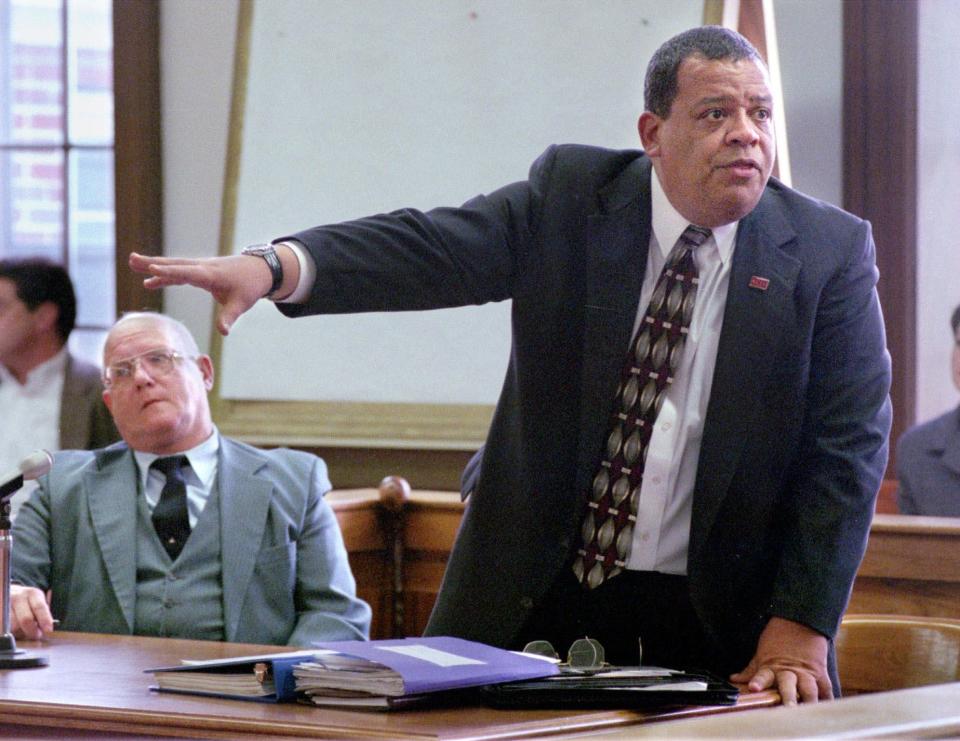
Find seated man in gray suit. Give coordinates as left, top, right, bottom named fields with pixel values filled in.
left=9, top=311, right=371, bottom=645
left=896, top=304, right=960, bottom=517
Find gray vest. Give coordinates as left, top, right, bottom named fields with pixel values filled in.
left=134, top=484, right=225, bottom=640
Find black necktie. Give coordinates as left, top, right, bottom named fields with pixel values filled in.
left=150, top=456, right=191, bottom=560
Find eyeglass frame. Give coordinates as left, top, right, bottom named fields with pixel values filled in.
left=102, top=348, right=200, bottom=388
left=522, top=637, right=625, bottom=672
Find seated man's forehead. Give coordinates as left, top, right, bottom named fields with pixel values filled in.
left=106, top=324, right=174, bottom=360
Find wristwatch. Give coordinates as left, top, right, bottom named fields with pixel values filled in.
left=241, top=243, right=284, bottom=298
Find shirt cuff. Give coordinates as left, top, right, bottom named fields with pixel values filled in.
left=272, top=240, right=315, bottom=304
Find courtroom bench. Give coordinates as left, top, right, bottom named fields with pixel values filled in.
left=328, top=478, right=960, bottom=640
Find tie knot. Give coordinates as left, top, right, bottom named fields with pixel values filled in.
left=151, top=455, right=188, bottom=478
left=680, top=225, right=711, bottom=248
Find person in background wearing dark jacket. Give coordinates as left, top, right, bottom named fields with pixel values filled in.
left=896, top=304, right=960, bottom=517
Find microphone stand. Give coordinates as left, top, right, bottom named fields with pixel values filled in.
left=0, top=476, right=49, bottom=668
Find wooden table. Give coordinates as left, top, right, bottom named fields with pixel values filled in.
left=0, top=632, right=777, bottom=739
left=584, top=682, right=960, bottom=739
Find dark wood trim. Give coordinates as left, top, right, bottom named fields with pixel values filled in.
left=843, top=0, right=918, bottom=474
left=288, top=445, right=474, bottom=491
left=113, top=0, right=162, bottom=315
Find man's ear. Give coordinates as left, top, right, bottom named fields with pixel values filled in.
left=638, top=112, right=662, bottom=157
left=197, top=355, right=215, bottom=391
left=34, top=301, right=60, bottom=335
left=102, top=387, right=113, bottom=414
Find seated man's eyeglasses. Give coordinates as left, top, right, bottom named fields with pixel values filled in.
left=103, top=348, right=198, bottom=387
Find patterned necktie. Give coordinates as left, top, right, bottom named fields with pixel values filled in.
left=151, top=456, right=191, bottom=560
left=573, top=225, right=711, bottom=589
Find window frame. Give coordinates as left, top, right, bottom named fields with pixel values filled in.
left=112, top=0, right=161, bottom=315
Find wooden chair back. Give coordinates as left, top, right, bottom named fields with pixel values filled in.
left=837, top=614, right=960, bottom=695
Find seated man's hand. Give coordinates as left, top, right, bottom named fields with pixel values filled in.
left=10, top=585, right=55, bottom=640
left=730, top=616, right=832, bottom=705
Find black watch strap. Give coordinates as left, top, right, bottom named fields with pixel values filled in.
left=242, top=244, right=284, bottom=298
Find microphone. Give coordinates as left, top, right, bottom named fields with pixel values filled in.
left=0, top=451, right=53, bottom=501
left=0, top=450, right=52, bottom=667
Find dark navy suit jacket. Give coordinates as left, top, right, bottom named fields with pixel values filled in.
left=280, top=145, right=892, bottom=677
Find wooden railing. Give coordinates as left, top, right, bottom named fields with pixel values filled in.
left=846, top=514, right=960, bottom=618
left=328, top=477, right=464, bottom=640
left=329, top=479, right=960, bottom=640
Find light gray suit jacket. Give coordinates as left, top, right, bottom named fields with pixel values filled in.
left=896, top=405, right=960, bottom=517
left=12, top=437, right=371, bottom=646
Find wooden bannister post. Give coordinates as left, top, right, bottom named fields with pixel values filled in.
left=378, top=476, right=411, bottom=637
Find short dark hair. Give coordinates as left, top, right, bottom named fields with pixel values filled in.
left=0, top=258, right=77, bottom=343
left=644, top=25, right=764, bottom=119
left=952, top=304, right=960, bottom=336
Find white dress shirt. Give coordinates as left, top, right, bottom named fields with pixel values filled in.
left=626, top=171, right=738, bottom=574
left=0, top=349, right=67, bottom=520
left=134, top=430, right=220, bottom=529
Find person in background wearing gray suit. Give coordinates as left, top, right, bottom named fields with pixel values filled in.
left=10, top=311, right=370, bottom=645
left=0, top=258, right=118, bottom=519
left=896, top=305, right=960, bottom=517
left=129, top=27, right=891, bottom=704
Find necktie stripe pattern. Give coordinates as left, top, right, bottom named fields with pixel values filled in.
left=573, top=225, right=711, bottom=589
left=151, top=455, right=191, bottom=560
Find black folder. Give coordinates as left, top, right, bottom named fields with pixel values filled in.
left=481, top=666, right=739, bottom=709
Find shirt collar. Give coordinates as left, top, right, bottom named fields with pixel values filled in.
left=0, top=347, right=69, bottom=389
left=134, top=427, right=220, bottom=490
left=650, top=168, right=738, bottom=265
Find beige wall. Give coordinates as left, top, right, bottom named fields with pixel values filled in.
left=160, top=0, right=239, bottom=356
left=916, top=0, right=960, bottom=423
left=160, top=0, right=845, bottom=380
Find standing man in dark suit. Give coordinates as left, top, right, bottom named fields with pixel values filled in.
left=896, top=305, right=960, bottom=517
left=130, top=26, right=891, bottom=704
left=0, top=259, right=118, bottom=519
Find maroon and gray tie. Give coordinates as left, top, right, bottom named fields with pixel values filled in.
left=573, top=225, right=711, bottom=589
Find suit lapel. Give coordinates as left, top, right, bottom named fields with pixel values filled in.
left=691, top=188, right=802, bottom=555
left=574, top=158, right=652, bottom=501
left=218, top=439, right=274, bottom=642
left=87, top=446, right=139, bottom=632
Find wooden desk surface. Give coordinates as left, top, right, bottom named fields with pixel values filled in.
left=0, top=632, right=777, bottom=740
left=585, top=682, right=960, bottom=739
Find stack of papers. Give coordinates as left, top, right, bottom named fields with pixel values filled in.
left=296, top=636, right=560, bottom=709
left=147, top=649, right=321, bottom=702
